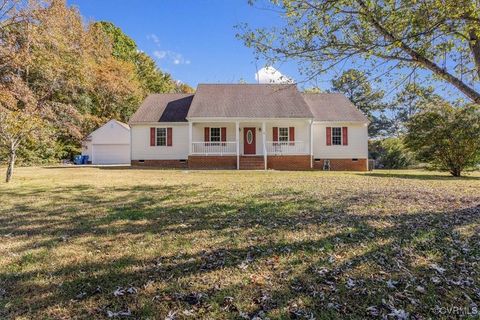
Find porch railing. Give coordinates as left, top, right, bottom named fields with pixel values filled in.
left=265, top=141, right=307, bottom=155
left=191, top=141, right=237, bottom=155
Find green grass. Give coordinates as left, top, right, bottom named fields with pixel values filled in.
left=0, top=167, right=479, bottom=319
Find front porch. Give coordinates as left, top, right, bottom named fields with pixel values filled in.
left=187, top=120, right=313, bottom=170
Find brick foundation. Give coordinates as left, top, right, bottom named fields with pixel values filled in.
left=188, top=156, right=237, bottom=169
left=131, top=160, right=188, bottom=169
left=313, top=158, right=368, bottom=171
left=267, top=155, right=311, bottom=170
left=132, top=156, right=368, bottom=171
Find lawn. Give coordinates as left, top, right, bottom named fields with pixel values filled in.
left=0, top=167, right=479, bottom=319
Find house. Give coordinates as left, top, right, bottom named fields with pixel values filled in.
left=128, top=84, right=369, bottom=170
left=82, top=119, right=131, bottom=165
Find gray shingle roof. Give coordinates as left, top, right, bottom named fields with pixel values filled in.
left=129, top=94, right=193, bottom=123
left=130, top=86, right=369, bottom=123
left=187, top=84, right=313, bottom=118
left=302, top=93, right=369, bottom=122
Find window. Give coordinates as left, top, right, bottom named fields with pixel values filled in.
left=278, top=127, right=289, bottom=142
left=210, top=127, right=221, bottom=142
left=332, top=127, right=342, bottom=145
left=156, top=128, right=167, bottom=146
left=246, top=130, right=253, bottom=144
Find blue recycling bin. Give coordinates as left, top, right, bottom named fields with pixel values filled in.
left=73, top=155, right=83, bottom=165
left=82, top=155, right=89, bottom=164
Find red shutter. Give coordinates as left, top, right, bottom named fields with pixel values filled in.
left=273, top=127, right=278, bottom=144
left=326, top=127, right=332, bottom=146
left=167, top=127, right=172, bottom=146
left=150, top=127, right=155, bottom=146
left=204, top=127, right=210, bottom=142
left=342, top=127, right=348, bottom=145
left=221, top=127, right=226, bottom=146
left=289, top=127, right=295, bottom=145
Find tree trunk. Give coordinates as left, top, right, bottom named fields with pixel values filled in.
left=450, top=167, right=462, bottom=177
left=5, top=149, right=16, bottom=183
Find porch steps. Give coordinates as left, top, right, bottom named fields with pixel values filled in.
left=239, top=156, right=265, bottom=170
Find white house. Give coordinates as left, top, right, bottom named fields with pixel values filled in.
left=82, top=119, right=131, bottom=165
left=128, top=84, right=369, bottom=171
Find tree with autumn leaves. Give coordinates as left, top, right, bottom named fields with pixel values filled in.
left=0, top=0, right=192, bottom=182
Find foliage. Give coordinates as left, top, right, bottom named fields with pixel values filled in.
left=330, top=69, right=390, bottom=137
left=0, top=0, right=192, bottom=179
left=134, top=51, right=175, bottom=94
left=88, top=56, right=142, bottom=123
left=93, top=21, right=137, bottom=62
left=391, top=83, right=443, bottom=134
left=303, top=87, right=323, bottom=93
left=369, top=137, right=416, bottom=169
left=238, top=0, right=480, bottom=103
left=405, top=103, right=480, bottom=176
left=94, top=22, right=187, bottom=95
left=0, top=108, right=51, bottom=182
left=331, top=69, right=386, bottom=116
left=1, top=168, right=479, bottom=318
left=174, top=81, right=195, bottom=93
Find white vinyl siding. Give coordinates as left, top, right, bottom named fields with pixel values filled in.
left=82, top=120, right=131, bottom=165
left=313, top=122, right=368, bottom=159
left=131, top=124, right=189, bottom=160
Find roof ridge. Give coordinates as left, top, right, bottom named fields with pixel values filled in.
left=112, top=119, right=130, bottom=130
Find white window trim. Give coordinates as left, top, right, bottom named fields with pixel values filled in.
left=331, top=127, right=342, bottom=146
left=209, top=127, right=222, bottom=142
left=155, top=127, right=168, bottom=146
left=278, top=127, right=289, bottom=142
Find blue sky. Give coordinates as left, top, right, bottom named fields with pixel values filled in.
left=67, top=0, right=462, bottom=101
left=67, top=0, right=315, bottom=88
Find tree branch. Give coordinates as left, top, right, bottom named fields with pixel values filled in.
left=355, top=0, right=480, bottom=103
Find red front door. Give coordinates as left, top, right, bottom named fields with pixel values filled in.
left=243, top=127, right=256, bottom=155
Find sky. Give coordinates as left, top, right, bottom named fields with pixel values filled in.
left=67, top=0, right=314, bottom=89
left=66, top=0, right=462, bottom=102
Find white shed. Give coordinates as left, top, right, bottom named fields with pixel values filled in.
left=82, top=119, right=131, bottom=165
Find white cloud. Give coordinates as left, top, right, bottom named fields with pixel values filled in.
left=147, top=34, right=160, bottom=45
left=255, top=66, right=293, bottom=84
left=153, top=50, right=167, bottom=59
left=147, top=34, right=190, bottom=65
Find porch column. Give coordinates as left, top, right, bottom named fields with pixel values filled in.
left=262, top=121, right=267, bottom=170
left=235, top=121, right=239, bottom=170
left=188, top=121, right=193, bottom=155
left=309, top=120, right=314, bottom=168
